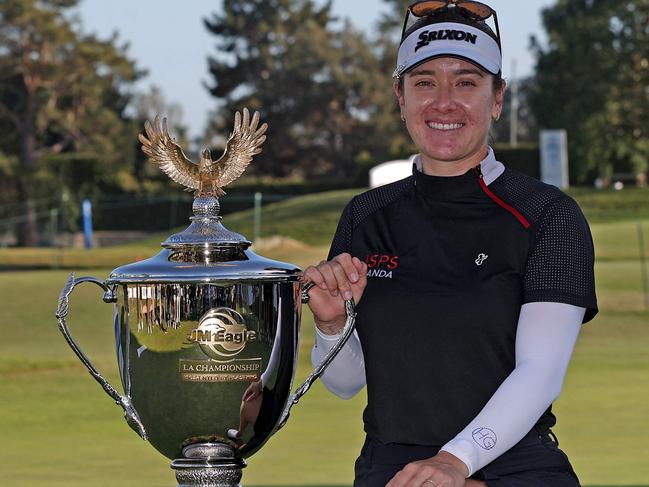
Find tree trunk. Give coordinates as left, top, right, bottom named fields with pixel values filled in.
left=16, top=93, right=38, bottom=247
left=16, top=178, right=38, bottom=247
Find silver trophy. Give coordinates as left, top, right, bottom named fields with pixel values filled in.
left=55, top=109, right=356, bottom=486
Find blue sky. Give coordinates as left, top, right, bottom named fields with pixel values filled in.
left=76, top=0, right=555, bottom=139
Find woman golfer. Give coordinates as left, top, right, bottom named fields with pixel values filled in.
left=303, top=1, right=597, bottom=486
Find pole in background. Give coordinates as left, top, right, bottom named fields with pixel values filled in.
left=638, top=222, right=649, bottom=312
left=50, top=208, right=61, bottom=269
left=253, top=192, right=263, bottom=242
left=82, top=199, right=94, bottom=249
left=509, top=59, right=519, bottom=147
left=49, top=208, right=59, bottom=247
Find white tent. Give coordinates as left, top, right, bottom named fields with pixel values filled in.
left=369, top=155, right=418, bottom=188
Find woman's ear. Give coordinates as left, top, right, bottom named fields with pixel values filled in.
left=394, top=79, right=406, bottom=118
left=394, top=80, right=405, bottom=105
left=492, top=80, right=507, bottom=121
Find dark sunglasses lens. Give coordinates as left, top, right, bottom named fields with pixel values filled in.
left=410, top=0, right=447, bottom=17
left=457, top=1, right=493, bottom=20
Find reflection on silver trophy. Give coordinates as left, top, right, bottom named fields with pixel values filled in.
left=55, top=109, right=356, bottom=486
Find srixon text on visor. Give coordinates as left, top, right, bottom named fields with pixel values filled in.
left=415, top=30, right=478, bottom=52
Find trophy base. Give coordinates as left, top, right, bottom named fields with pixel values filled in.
left=172, top=443, right=246, bottom=487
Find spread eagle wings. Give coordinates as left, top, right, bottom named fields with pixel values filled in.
left=138, top=116, right=199, bottom=190
left=206, top=108, right=268, bottom=187
left=138, top=108, right=267, bottom=194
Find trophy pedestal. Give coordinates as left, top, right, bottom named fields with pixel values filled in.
left=172, top=443, right=245, bottom=487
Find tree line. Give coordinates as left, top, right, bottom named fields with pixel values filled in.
left=1, top=0, right=647, bottom=246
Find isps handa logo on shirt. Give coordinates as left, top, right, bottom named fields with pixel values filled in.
left=365, top=253, right=399, bottom=279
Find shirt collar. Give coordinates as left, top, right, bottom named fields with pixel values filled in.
left=413, top=147, right=505, bottom=186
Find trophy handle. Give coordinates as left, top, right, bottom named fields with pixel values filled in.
left=277, top=282, right=357, bottom=429
left=55, top=272, right=148, bottom=440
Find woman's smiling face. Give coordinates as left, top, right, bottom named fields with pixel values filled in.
left=395, top=57, right=505, bottom=175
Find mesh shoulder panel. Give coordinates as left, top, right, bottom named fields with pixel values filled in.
left=492, top=169, right=598, bottom=322
left=489, top=169, right=564, bottom=223
left=328, top=176, right=414, bottom=260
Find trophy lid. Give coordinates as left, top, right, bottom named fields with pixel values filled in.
left=107, top=195, right=301, bottom=284
left=107, top=109, right=300, bottom=284
left=162, top=195, right=250, bottom=249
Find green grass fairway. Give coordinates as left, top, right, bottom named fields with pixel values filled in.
left=568, top=187, right=649, bottom=223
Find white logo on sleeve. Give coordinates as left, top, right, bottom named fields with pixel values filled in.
left=475, top=253, right=488, bottom=266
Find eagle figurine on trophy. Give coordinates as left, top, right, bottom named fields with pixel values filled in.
left=138, top=108, right=268, bottom=197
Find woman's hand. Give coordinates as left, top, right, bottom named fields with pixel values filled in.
left=302, top=253, right=367, bottom=335
left=386, top=451, right=477, bottom=487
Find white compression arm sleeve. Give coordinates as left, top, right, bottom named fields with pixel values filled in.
left=311, top=327, right=366, bottom=399
left=440, top=302, right=585, bottom=476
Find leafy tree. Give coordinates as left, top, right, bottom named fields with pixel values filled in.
left=204, top=0, right=403, bottom=179
left=377, top=0, right=410, bottom=35
left=530, top=0, right=649, bottom=184
left=0, top=0, right=141, bottom=246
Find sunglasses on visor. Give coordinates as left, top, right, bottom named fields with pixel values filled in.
left=401, top=0, right=501, bottom=49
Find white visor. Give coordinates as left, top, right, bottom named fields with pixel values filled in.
left=395, top=22, right=501, bottom=78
